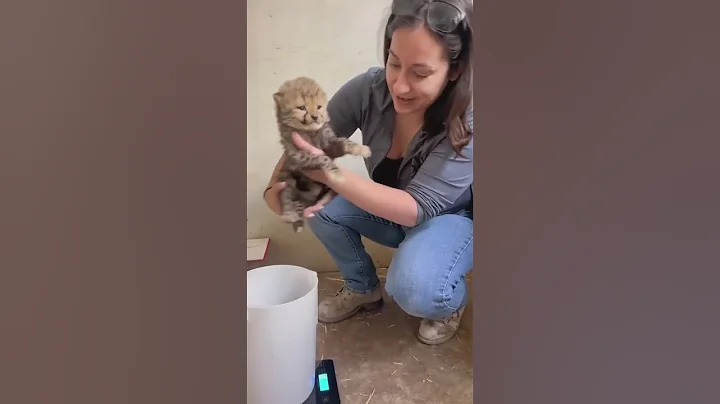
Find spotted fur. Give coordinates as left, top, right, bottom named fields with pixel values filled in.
left=273, top=76, right=371, bottom=232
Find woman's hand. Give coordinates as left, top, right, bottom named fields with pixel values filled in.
left=290, top=132, right=331, bottom=185
left=263, top=181, right=287, bottom=216
left=291, top=132, right=330, bottom=183
left=291, top=132, right=334, bottom=217
left=265, top=181, right=323, bottom=219
left=292, top=132, right=324, bottom=156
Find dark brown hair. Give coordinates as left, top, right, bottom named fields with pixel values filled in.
left=383, top=0, right=473, bottom=154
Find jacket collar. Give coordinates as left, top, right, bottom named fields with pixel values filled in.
left=370, top=68, right=394, bottom=111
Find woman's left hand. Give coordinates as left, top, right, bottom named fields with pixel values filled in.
left=292, top=132, right=324, bottom=156
left=292, top=132, right=330, bottom=184
left=292, top=132, right=333, bottom=217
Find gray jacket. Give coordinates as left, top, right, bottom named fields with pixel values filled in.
left=327, top=67, right=473, bottom=225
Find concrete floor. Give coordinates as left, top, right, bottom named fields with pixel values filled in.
left=315, top=269, right=473, bottom=404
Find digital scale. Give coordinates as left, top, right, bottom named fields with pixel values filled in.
left=302, top=359, right=342, bottom=404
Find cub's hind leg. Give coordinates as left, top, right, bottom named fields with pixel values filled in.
left=277, top=176, right=307, bottom=232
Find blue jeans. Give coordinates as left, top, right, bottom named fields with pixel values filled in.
left=308, top=196, right=473, bottom=321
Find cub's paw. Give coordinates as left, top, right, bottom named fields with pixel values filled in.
left=292, top=221, right=304, bottom=233
left=348, top=144, right=372, bottom=158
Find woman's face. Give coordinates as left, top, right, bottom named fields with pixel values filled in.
left=385, top=24, right=451, bottom=115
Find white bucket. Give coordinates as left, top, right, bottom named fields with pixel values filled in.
left=247, top=265, right=319, bottom=404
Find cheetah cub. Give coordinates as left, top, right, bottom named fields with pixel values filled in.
left=273, top=76, right=371, bottom=232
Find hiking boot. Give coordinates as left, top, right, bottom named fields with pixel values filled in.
left=318, top=286, right=384, bottom=324
left=417, top=307, right=465, bottom=345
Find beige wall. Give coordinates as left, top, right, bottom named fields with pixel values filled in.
left=246, top=0, right=396, bottom=271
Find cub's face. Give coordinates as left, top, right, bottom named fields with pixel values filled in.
left=273, top=77, right=328, bottom=131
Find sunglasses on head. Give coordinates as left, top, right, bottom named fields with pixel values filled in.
left=391, top=0, right=467, bottom=34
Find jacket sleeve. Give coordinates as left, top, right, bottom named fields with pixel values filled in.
left=326, top=67, right=380, bottom=138
left=405, top=107, right=474, bottom=224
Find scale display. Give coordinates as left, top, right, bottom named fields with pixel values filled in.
left=302, top=359, right=341, bottom=404
left=317, top=373, right=330, bottom=392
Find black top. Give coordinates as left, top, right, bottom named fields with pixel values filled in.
left=372, top=157, right=402, bottom=189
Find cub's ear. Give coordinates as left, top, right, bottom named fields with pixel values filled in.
left=272, top=92, right=283, bottom=104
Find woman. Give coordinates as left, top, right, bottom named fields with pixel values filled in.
left=263, top=0, right=473, bottom=345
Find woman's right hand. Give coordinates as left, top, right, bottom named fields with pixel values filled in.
left=263, top=181, right=287, bottom=216
left=264, top=180, right=328, bottom=220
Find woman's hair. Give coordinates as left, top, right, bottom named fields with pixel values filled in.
left=383, top=0, right=473, bottom=154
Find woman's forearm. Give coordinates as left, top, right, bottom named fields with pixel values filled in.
left=329, top=168, right=418, bottom=227
left=266, top=155, right=286, bottom=188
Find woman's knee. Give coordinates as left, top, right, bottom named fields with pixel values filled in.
left=384, top=268, right=454, bottom=320
left=384, top=254, right=466, bottom=320
left=383, top=214, right=473, bottom=320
